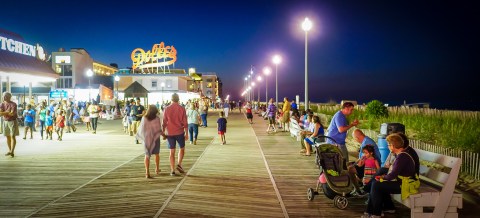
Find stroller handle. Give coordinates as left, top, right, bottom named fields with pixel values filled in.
left=312, top=135, right=339, bottom=148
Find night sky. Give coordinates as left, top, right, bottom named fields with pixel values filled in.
left=1, top=0, right=478, bottom=110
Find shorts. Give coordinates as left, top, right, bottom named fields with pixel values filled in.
left=145, top=138, right=160, bottom=158
left=281, top=112, right=290, bottom=123
left=167, top=134, right=185, bottom=149
left=25, top=121, right=34, bottom=128
left=218, top=131, right=225, bottom=135
left=131, top=120, right=140, bottom=133
left=3, top=120, right=19, bottom=136
left=246, top=113, right=253, bottom=119
left=268, top=116, right=276, bottom=125
left=46, top=126, right=53, bottom=131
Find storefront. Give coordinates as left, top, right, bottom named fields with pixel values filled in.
left=0, top=28, right=59, bottom=108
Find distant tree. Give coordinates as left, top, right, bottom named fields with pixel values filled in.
left=365, top=100, right=388, bottom=118
left=110, top=63, right=119, bottom=68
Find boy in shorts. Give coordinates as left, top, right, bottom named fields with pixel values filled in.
left=217, top=111, right=227, bottom=145
left=45, top=110, right=54, bottom=140
left=55, top=110, right=65, bottom=141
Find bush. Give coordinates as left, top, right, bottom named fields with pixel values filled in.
left=365, top=100, right=388, bottom=119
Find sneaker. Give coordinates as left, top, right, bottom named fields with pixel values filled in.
left=193, top=140, right=197, bottom=145
left=360, top=213, right=370, bottom=218
left=170, top=171, right=176, bottom=176
left=176, top=165, right=185, bottom=173
left=383, top=209, right=395, bottom=214
left=189, top=141, right=192, bottom=145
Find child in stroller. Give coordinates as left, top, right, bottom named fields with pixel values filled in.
left=307, top=136, right=366, bottom=209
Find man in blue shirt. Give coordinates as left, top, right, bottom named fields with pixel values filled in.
left=23, top=104, right=36, bottom=140
left=326, top=102, right=359, bottom=162
left=291, top=100, right=297, bottom=111
left=350, top=129, right=381, bottom=186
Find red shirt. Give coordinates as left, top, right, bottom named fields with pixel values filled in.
left=162, top=102, right=188, bottom=136
left=0, top=101, right=18, bottom=121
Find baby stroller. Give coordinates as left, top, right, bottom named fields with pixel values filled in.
left=306, top=136, right=356, bottom=209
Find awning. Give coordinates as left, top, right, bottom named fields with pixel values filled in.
left=0, top=29, right=59, bottom=83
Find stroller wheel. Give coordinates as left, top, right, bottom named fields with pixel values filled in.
left=307, top=188, right=315, bottom=201
left=333, top=196, right=348, bottom=210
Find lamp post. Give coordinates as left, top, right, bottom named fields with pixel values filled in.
left=160, top=82, right=165, bottom=104
left=257, top=76, right=262, bottom=103
left=302, top=17, right=312, bottom=110
left=251, top=82, right=255, bottom=103
left=114, top=75, right=120, bottom=100
left=272, top=55, right=282, bottom=107
left=86, top=69, right=93, bottom=103
left=263, top=67, right=271, bottom=103
left=244, top=77, right=248, bottom=102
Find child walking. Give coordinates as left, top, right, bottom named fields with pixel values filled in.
left=217, top=111, right=227, bottom=145
left=56, top=110, right=66, bottom=141
left=45, top=110, right=54, bottom=140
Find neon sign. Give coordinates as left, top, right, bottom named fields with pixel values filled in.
left=0, top=35, right=47, bottom=61
left=131, top=42, right=177, bottom=70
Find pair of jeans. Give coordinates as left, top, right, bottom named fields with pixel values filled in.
left=188, top=123, right=199, bottom=142
left=91, top=117, right=98, bottom=131
left=39, top=120, right=45, bottom=138
left=366, top=179, right=400, bottom=216
left=201, top=114, right=207, bottom=127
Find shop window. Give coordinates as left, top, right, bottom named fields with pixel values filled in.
left=152, top=80, right=157, bottom=88
left=206, top=79, right=213, bottom=82
left=207, top=83, right=213, bottom=88
left=166, top=79, right=172, bottom=88
left=64, top=65, right=72, bottom=76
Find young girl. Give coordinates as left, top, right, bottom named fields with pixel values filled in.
left=56, top=110, right=65, bottom=141
left=217, top=111, right=227, bottom=145
left=45, top=110, right=54, bottom=140
left=357, top=145, right=380, bottom=185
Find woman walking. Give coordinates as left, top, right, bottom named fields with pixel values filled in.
left=136, top=105, right=163, bottom=179
left=186, top=104, right=201, bottom=145
left=38, top=104, right=47, bottom=140
left=266, top=98, right=277, bottom=133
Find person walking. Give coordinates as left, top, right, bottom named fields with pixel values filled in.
left=222, top=101, right=230, bottom=118
left=200, top=100, right=208, bottom=127
left=38, top=104, right=47, bottom=140
left=22, top=104, right=35, bottom=140
left=217, top=111, right=227, bottom=144
left=0, top=92, right=19, bottom=158
left=55, top=110, right=65, bottom=141
left=136, top=105, right=163, bottom=179
left=326, top=102, right=359, bottom=163
left=266, top=98, right=277, bottom=133
left=83, top=103, right=91, bottom=131
left=88, top=101, right=101, bottom=134
left=162, top=93, right=188, bottom=176
left=186, top=104, right=200, bottom=145
left=245, top=102, right=253, bottom=124
left=45, top=110, right=54, bottom=140
left=133, top=97, right=146, bottom=143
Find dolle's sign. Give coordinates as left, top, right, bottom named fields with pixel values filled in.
left=0, top=35, right=47, bottom=61
left=131, top=42, right=177, bottom=70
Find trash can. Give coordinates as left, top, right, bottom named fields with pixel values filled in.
left=377, top=123, right=405, bottom=166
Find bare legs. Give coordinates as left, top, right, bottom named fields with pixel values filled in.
left=169, top=148, right=185, bottom=174
left=144, top=154, right=160, bottom=178
left=6, top=136, right=16, bottom=157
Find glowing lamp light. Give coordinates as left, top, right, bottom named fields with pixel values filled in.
left=86, top=69, right=93, bottom=77
left=272, top=55, right=282, bottom=65
left=244, top=77, right=248, bottom=81
left=257, top=76, right=262, bottom=81
left=251, top=82, right=255, bottom=86
left=114, top=75, right=120, bottom=82
left=263, top=67, right=271, bottom=75
left=302, top=17, right=312, bottom=32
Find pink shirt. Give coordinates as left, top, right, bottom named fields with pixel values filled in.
left=0, top=101, right=18, bottom=121
left=162, top=102, right=188, bottom=136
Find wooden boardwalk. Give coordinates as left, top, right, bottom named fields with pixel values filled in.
left=0, top=111, right=475, bottom=217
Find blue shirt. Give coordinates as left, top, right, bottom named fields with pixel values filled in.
left=326, top=110, right=348, bottom=145
left=291, top=102, right=297, bottom=110
left=23, top=109, right=35, bottom=123
left=359, top=136, right=382, bottom=162
left=217, top=117, right=227, bottom=131
left=223, top=102, right=229, bottom=108
left=45, top=115, right=54, bottom=126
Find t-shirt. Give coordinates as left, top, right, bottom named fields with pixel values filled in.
left=56, top=115, right=65, bottom=128
left=23, top=109, right=35, bottom=123
left=291, top=102, right=298, bottom=110
left=0, top=101, right=18, bottom=121
left=187, top=109, right=200, bottom=124
left=45, top=115, right=54, bottom=126
left=326, top=110, right=348, bottom=145
left=217, top=117, right=227, bottom=132
left=88, top=105, right=100, bottom=118
left=135, top=105, right=145, bottom=121
left=39, top=109, right=47, bottom=121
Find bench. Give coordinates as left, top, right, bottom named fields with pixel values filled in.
left=392, top=148, right=462, bottom=218
left=289, top=118, right=302, bottom=141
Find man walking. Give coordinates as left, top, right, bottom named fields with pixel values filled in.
left=0, top=92, right=19, bottom=158
left=223, top=100, right=230, bottom=118
left=133, top=97, right=145, bottom=144
left=326, top=102, right=359, bottom=162
left=162, top=93, right=188, bottom=176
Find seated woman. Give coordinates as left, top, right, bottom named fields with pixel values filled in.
left=299, top=113, right=314, bottom=153
left=302, top=115, right=325, bottom=156
left=363, top=133, right=419, bottom=218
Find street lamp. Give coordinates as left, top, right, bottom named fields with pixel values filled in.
left=272, top=55, right=282, bottom=107
left=160, top=82, right=165, bottom=104
left=263, top=67, right=271, bottom=103
left=114, top=75, right=120, bottom=100
left=244, top=77, right=248, bottom=102
left=86, top=69, right=94, bottom=103
left=302, top=17, right=312, bottom=110
left=257, top=76, right=262, bottom=103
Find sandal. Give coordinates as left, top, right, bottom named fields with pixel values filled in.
left=302, top=153, right=311, bottom=156
left=155, top=169, right=161, bottom=175
left=176, top=165, right=185, bottom=173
